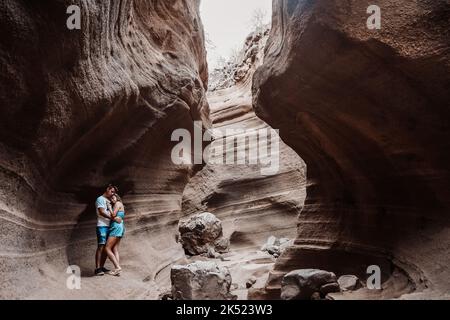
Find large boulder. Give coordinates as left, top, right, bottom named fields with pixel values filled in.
left=178, top=212, right=229, bottom=256
left=171, top=261, right=236, bottom=300
left=281, top=269, right=339, bottom=300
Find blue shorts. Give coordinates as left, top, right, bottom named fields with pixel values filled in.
left=96, top=226, right=110, bottom=245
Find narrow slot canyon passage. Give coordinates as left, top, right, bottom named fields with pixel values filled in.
left=176, top=25, right=307, bottom=299
left=0, top=0, right=449, bottom=300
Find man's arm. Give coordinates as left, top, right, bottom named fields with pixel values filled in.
left=108, top=202, right=116, bottom=218
left=98, top=207, right=112, bottom=220
left=112, top=203, right=123, bottom=223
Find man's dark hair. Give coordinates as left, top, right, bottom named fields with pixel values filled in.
left=107, top=184, right=119, bottom=193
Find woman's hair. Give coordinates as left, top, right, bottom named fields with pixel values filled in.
left=112, top=194, right=122, bottom=203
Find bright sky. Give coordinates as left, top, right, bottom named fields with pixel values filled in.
left=200, top=0, right=272, bottom=69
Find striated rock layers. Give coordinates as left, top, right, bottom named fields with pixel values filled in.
left=0, top=0, right=209, bottom=299
left=253, top=0, right=450, bottom=299
left=182, top=29, right=307, bottom=255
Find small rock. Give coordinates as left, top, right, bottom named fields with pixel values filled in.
left=310, top=292, right=322, bottom=300
left=159, top=290, right=173, bottom=300
left=266, top=245, right=281, bottom=256
left=246, top=276, right=257, bottom=289
left=214, top=237, right=230, bottom=253
left=204, top=247, right=219, bottom=259
left=267, top=236, right=277, bottom=246
left=338, top=275, right=360, bottom=291
left=261, top=236, right=292, bottom=257
left=281, top=269, right=337, bottom=300
left=320, top=282, right=341, bottom=295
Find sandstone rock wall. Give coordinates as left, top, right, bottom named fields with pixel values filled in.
left=2, top=0, right=448, bottom=300
left=182, top=29, right=306, bottom=253
left=253, top=0, right=450, bottom=298
left=0, top=0, right=209, bottom=299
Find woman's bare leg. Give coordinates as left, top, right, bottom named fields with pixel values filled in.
left=105, top=237, right=121, bottom=270
left=113, top=239, right=121, bottom=264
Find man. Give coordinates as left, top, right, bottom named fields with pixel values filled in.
left=94, top=184, right=118, bottom=276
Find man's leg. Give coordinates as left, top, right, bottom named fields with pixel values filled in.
left=95, top=227, right=108, bottom=275
left=100, top=227, right=110, bottom=268
left=100, top=244, right=108, bottom=268
left=95, top=245, right=104, bottom=269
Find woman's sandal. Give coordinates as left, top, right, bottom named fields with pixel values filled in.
left=109, top=268, right=122, bottom=276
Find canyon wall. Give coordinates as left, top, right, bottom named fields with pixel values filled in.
left=182, top=30, right=306, bottom=253
left=181, top=30, right=306, bottom=300
left=1, top=0, right=448, bottom=300
left=253, top=0, right=450, bottom=298
left=0, top=0, right=209, bottom=299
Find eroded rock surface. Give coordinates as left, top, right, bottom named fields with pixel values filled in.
left=2, top=0, right=448, bottom=301
left=253, top=0, right=450, bottom=299
left=178, top=27, right=306, bottom=300
left=209, top=29, right=270, bottom=91
left=0, top=0, right=209, bottom=299
left=171, top=261, right=236, bottom=300
left=182, top=28, right=307, bottom=255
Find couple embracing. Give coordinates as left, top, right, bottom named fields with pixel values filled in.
left=94, top=184, right=126, bottom=276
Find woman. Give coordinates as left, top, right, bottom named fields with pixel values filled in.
left=105, top=194, right=125, bottom=276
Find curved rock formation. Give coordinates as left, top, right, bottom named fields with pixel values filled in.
left=180, top=29, right=306, bottom=299
left=2, top=0, right=448, bottom=301
left=253, top=0, right=450, bottom=299
left=182, top=29, right=306, bottom=253
left=0, top=0, right=209, bottom=299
